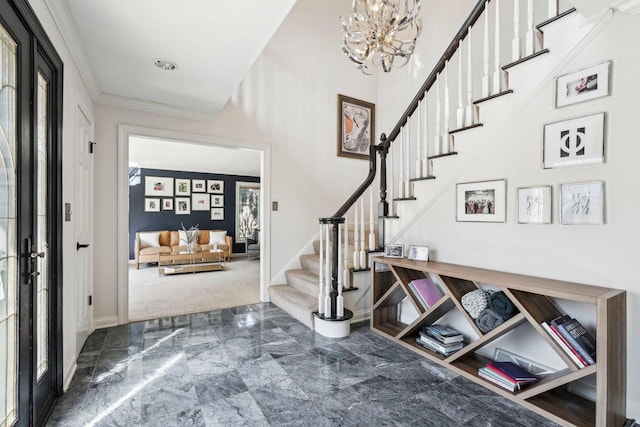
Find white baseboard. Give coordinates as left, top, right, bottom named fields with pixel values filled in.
left=94, top=315, right=119, bottom=329
left=63, top=360, right=77, bottom=391
left=350, top=309, right=370, bottom=324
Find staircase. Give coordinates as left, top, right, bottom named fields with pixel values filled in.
left=269, top=0, right=608, bottom=336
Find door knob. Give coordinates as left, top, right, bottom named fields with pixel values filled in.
left=76, top=243, right=90, bottom=250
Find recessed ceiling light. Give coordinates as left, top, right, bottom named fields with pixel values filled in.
left=154, top=59, right=177, bottom=71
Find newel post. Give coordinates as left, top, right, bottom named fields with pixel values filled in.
left=377, top=134, right=389, bottom=249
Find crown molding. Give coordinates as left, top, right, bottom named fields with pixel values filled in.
left=96, top=92, right=218, bottom=122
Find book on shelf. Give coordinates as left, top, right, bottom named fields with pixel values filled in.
left=421, top=324, right=463, bottom=344
left=478, top=362, right=537, bottom=392
left=478, top=369, right=519, bottom=391
left=416, top=336, right=463, bottom=356
left=487, top=362, right=538, bottom=381
left=540, top=321, right=587, bottom=368
left=552, top=316, right=596, bottom=365
left=408, top=277, right=444, bottom=310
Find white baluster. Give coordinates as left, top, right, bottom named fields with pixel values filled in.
left=388, top=148, right=395, bottom=215
left=465, top=29, right=474, bottom=127
left=482, top=7, right=490, bottom=97
left=512, top=0, right=521, bottom=61
left=359, top=197, right=366, bottom=268
left=343, top=217, right=350, bottom=288
left=548, top=0, right=557, bottom=19
left=422, top=97, right=430, bottom=177
left=337, top=284, right=344, bottom=318
left=443, top=61, right=450, bottom=153
left=434, top=77, right=441, bottom=156
left=318, top=223, right=324, bottom=315
left=492, top=0, right=502, bottom=94
left=337, top=223, right=342, bottom=287
left=398, top=128, right=406, bottom=199
left=404, top=119, right=411, bottom=197
left=352, top=203, right=360, bottom=269
left=456, top=43, right=464, bottom=129
left=369, top=188, right=376, bottom=250
left=324, top=224, right=331, bottom=316
left=416, top=103, right=422, bottom=178
left=525, top=0, right=534, bottom=56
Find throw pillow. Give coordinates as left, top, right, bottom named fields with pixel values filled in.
left=209, top=230, right=227, bottom=246
left=139, top=232, right=160, bottom=249
left=179, top=229, right=199, bottom=246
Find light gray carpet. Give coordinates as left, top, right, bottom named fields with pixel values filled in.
left=128, top=257, right=261, bottom=321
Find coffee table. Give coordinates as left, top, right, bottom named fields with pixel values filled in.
left=158, top=249, right=225, bottom=276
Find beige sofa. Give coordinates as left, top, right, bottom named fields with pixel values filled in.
left=135, top=230, right=233, bottom=269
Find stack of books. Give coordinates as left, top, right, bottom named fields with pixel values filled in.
left=416, top=324, right=463, bottom=356
left=478, top=361, right=538, bottom=392
left=408, top=277, right=444, bottom=310
left=541, top=315, right=596, bottom=368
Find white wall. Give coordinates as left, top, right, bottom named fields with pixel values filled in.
left=377, top=6, right=640, bottom=418
left=27, top=0, right=96, bottom=387
left=92, top=0, right=377, bottom=322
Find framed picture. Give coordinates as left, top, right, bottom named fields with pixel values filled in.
left=517, top=186, right=552, bottom=224
left=384, top=244, right=404, bottom=258
left=407, top=245, right=429, bottom=261
left=211, top=208, right=224, bottom=221
left=560, top=181, right=604, bottom=225
left=162, top=199, right=174, bottom=211
left=175, top=197, right=191, bottom=215
left=556, top=61, right=611, bottom=108
left=456, top=179, right=506, bottom=223
left=337, top=94, right=375, bottom=160
left=207, top=179, right=224, bottom=194
left=144, top=198, right=160, bottom=212
left=144, top=176, right=173, bottom=197
left=543, top=113, right=605, bottom=169
left=211, top=195, right=224, bottom=207
left=192, top=179, right=206, bottom=193
left=192, top=193, right=209, bottom=211
left=175, top=179, right=191, bottom=196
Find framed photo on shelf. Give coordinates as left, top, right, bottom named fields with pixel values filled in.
left=384, top=244, right=403, bottom=258
left=175, top=197, right=191, bottom=215
left=407, top=245, right=429, bottom=261
left=162, top=199, right=174, bottom=211
left=192, top=179, right=206, bottom=193
left=517, top=186, right=552, bottom=224
left=456, top=179, right=506, bottom=223
left=543, top=112, right=605, bottom=169
left=192, top=193, right=210, bottom=211
left=144, top=176, right=173, bottom=197
left=175, top=179, right=191, bottom=196
left=211, top=195, right=224, bottom=207
left=144, top=198, right=160, bottom=212
left=207, top=179, right=224, bottom=194
left=560, top=181, right=604, bottom=225
left=337, top=94, right=375, bottom=160
left=211, top=208, right=224, bottom=221
left=556, top=61, right=611, bottom=108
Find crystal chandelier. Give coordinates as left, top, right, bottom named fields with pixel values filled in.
left=340, top=0, right=423, bottom=74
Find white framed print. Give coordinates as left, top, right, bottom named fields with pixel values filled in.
left=517, top=186, right=552, bottom=224
left=175, top=197, right=191, bottom=215
left=211, top=208, right=224, bottom=221
left=560, top=181, right=604, bottom=225
left=192, top=193, right=209, bottom=211
left=407, top=245, right=429, bottom=261
left=207, top=180, right=224, bottom=194
left=456, top=179, right=506, bottom=223
left=556, top=61, right=611, bottom=108
left=162, top=199, right=174, bottom=211
left=144, top=198, right=160, bottom=212
left=543, top=113, right=605, bottom=169
left=175, top=179, right=191, bottom=196
left=211, top=195, right=224, bottom=207
left=192, top=179, right=206, bottom=193
left=144, top=176, right=173, bottom=197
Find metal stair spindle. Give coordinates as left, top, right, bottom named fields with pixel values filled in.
left=492, top=0, right=502, bottom=94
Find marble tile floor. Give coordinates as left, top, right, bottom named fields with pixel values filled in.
left=47, top=303, right=561, bottom=427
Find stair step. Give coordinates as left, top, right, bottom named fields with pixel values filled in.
left=393, top=197, right=417, bottom=202
left=299, top=254, right=320, bottom=274
left=502, top=49, right=550, bottom=71
left=285, top=268, right=319, bottom=296
left=268, top=284, right=317, bottom=329
left=449, top=123, right=483, bottom=135
left=473, top=89, right=514, bottom=105
left=427, top=151, right=458, bottom=160
left=410, top=175, right=436, bottom=183
left=536, top=7, right=577, bottom=31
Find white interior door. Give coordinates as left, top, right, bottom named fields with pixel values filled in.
left=75, top=105, right=94, bottom=351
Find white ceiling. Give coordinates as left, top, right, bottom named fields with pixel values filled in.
left=60, top=0, right=297, bottom=117
left=129, top=136, right=261, bottom=177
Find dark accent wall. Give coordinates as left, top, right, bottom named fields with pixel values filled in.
left=129, top=168, right=260, bottom=259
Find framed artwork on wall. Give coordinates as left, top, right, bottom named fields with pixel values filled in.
left=543, top=112, right=605, bottom=169
left=162, top=199, right=174, bottom=211
left=175, top=197, right=191, bottom=215
left=192, top=193, right=209, bottom=211
left=211, top=208, right=224, bottom=221
left=192, top=179, right=206, bottom=193
left=517, top=186, right=552, bottom=224
left=211, top=195, right=224, bottom=207
left=207, top=179, right=224, bottom=194
left=175, top=179, right=191, bottom=196
left=560, top=181, right=604, bottom=225
left=456, top=179, right=506, bottom=223
left=144, top=176, right=173, bottom=197
left=337, top=94, right=375, bottom=160
left=555, top=61, right=611, bottom=108
left=144, top=198, right=160, bottom=212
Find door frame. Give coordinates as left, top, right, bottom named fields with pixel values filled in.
left=116, top=125, right=271, bottom=324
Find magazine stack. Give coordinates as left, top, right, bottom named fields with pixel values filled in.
left=416, top=324, right=463, bottom=356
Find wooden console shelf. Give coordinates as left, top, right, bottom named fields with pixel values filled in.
left=371, top=257, right=626, bottom=427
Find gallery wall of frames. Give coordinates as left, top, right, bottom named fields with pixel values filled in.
left=128, top=167, right=260, bottom=258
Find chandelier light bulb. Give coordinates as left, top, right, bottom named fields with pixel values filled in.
left=340, top=0, right=422, bottom=74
